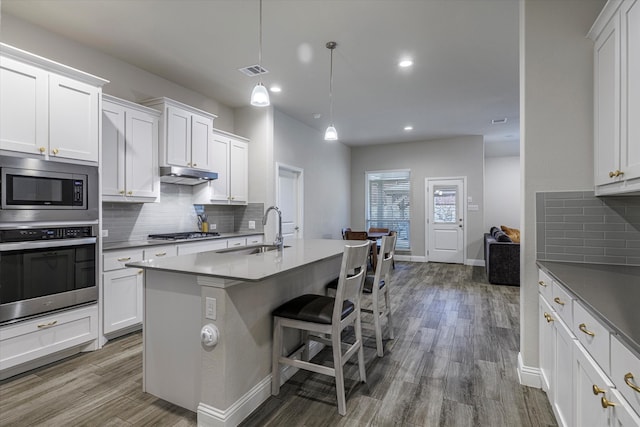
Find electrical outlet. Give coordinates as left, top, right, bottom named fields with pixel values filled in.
left=206, top=297, right=216, bottom=320
left=102, top=229, right=109, bottom=237
left=210, top=223, right=216, bottom=230
left=248, top=221, right=256, bottom=229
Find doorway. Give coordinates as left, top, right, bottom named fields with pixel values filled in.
left=276, top=163, right=303, bottom=241
left=426, top=177, right=466, bottom=264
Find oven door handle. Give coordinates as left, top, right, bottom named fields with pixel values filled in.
left=0, top=237, right=96, bottom=252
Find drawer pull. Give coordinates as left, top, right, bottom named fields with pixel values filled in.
left=156, top=252, right=167, bottom=257
left=593, top=384, right=606, bottom=395
left=601, top=396, right=617, bottom=409
left=37, top=320, right=58, bottom=329
left=544, top=312, right=554, bottom=323
left=579, top=323, right=595, bottom=337
left=233, top=243, right=242, bottom=246
left=117, top=257, right=131, bottom=262
left=624, top=373, right=640, bottom=393
left=553, top=297, right=565, bottom=306
left=138, top=270, right=143, bottom=275
left=538, top=280, right=547, bottom=287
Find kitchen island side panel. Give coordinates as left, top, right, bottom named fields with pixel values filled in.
left=199, top=255, right=342, bottom=411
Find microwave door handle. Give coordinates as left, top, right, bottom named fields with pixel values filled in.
left=0, top=237, right=96, bottom=252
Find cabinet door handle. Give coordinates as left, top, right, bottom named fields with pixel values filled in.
left=538, top=280, right=547, bottom=287
left=138, top=270, right=143, bottom=275
left=39, top=146, right=46, bottom=153
left=544, top=313, right=554, bottom=323
left=579, top=323, right=595, bottom=337
left=117, top=257, right=131, bottom=262
left=127, top=191, right=133, bottom=195
left=601, top=396, right=617, bottom=409
left=624, top=373, right=640, bottom=393
left=553, top=297, right=565, bottom=306
left=37, top=320, right=58, bottom=329
left=119, top=190, right=125, bottom=194
left=233, top=243, right=241, bottom=246
left=156, top=252, right=167, bottom=257
left=193, top=163, right=197, bottom=167
left=52, top=148, right=59, bottom=155
left=593, top=384, right=606, bottom=395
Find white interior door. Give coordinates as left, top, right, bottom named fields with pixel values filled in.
left=427, top=178, right=465, bottom=264
left=276, top=163, right=303, bottom=241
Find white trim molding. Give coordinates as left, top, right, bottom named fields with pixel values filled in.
left=465, top=258, right=485, bottom=267
left=517, top=352, right=542, bottom=388
left=197, top=341, right=324, bottom=427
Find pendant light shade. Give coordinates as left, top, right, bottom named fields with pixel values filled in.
left=251, top=83, right=270, bottom=107
left=324, top=125, right=338, bottom=141
left=324, top=41, right=338, bottom=141
left=251, top=0, right=270, bottom=107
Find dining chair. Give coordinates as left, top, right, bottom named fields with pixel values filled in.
left=271, top=241, right=370, bottom=416
left=388, top=230, right=397, bottom=269
left=344, top=231, right=373, bottom=268
left=327, top=233, right=396, bottom=357
left=368, top=227, right=390, bottom=234
left=341, top=227, right=352, bottom=240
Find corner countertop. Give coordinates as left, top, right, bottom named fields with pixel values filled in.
left=102, top=232, right=264, bottom=251
left=126, top=239, right=366, bottom=282
left=537, top=260, right=640, bottom=355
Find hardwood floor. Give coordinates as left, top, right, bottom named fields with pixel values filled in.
left=0, top=262, right=557, bottom=427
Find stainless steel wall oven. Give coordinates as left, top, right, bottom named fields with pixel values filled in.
left=0, top=224, right=98, bottom=324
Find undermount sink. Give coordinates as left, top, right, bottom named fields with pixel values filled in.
left=216, top=244, right=290, bottom=255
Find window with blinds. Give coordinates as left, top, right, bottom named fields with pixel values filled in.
left=366, top=170, right=410, bottom=249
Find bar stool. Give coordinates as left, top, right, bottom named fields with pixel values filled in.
left=327, top=233, right=396, bottom=357
left=271, top=241, right=370, bottom=416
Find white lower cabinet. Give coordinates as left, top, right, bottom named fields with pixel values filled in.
left=177, top=239, right=227, bottom=255
left=246, top=235, right=264, bottom=246
left=0, top=305, right=98, bottom=377
left=103, top=268, right=144, bottom=335
left=538, top=268, right=640, bottom=427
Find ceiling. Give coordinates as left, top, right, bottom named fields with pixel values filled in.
left=1, top=0, right=520, bottom=153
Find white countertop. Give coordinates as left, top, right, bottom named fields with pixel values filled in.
left=126, top=239, right=365, bottom=282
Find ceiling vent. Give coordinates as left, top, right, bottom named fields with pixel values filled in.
left=239, top=65, right=269, bottom=77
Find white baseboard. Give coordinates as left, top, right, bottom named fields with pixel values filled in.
left=517, top=352, right=542, bottom=388
left=197, top=341, right=324, bottom=427
left=395, top=255, right=426, bottom=263
left=465, top=258, right=485, bottom=267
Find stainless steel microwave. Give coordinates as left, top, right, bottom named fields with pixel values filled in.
left=0, top=155, right=98, bottom=223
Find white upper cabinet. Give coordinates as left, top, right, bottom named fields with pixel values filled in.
left=193, top=129, right=249, bottom=205
left=102, top=95, right=160, bottom=202
left=0, top=43, right=107, bottom=163
left=590, top=0, right=640, bottom=195
left=141, top=97, right=216, bottom=171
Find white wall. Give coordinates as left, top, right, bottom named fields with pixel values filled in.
left=351, top=136, right=485, bottom=262
left=484, top=156, right=521, bottom=230
left=0, top=13, right=235, bottom=131
left=519, top=0, right=605, bottom=378
left=273, top=110, right=351, bottom=240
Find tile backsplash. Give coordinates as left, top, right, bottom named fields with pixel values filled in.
left=536, top=191, right=640, bottom=265
left=102, top=183, right=264, bottom=242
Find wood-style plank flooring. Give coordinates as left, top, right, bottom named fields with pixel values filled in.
left=0, top=262, right=557, bottom=427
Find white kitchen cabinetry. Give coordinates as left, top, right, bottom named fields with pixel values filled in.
left=246, top=235, right=264, bottom=245
left=0, top=44, right=106, bottom=162
left=102, top=248, right=144, bottom=336
left=0, top=305, right=98, bottom=380
left=143, top=244, right=178, bottom=260
left=193, top=129, right=248, bottom=205
left=177, top=239, right=228, bottom=255
left=590, top=0, right=640, bottom=195
left=102, top=95, right=160, bottom=202
left=538, top=267, right=640, bottom=427
left=141, top=97, right=217, bottom=171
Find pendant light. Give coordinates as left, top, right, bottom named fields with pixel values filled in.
left=250, top=0, right=270, bottom=107
left=324, top=41, right=338, bottom=141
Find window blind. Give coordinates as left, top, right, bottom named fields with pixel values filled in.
left=366, top=170, right=410, bottom=249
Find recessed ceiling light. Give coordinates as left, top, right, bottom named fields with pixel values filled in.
left=398, top=59, right=413, bottom=68
left=404, top=125, right=413, bottom=131
left=270, top=85, right=282, bottom=93
left=313, top=113, right=322, bottom=119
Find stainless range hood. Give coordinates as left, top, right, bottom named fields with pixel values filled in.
left=159, top=166, right=218, bottom=185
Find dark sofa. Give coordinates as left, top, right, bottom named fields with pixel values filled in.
left=484, top=227, right=520, bottom=285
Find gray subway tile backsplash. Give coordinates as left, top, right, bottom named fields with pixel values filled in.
left=103, top=183, right=264, bottom=243
left=536, top=190, right=640, bottom=266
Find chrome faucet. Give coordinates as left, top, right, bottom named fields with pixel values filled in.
left=263, top=206, right=284, bottom=251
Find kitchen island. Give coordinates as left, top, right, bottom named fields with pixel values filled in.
left=126, top=239, right=356, bottom=427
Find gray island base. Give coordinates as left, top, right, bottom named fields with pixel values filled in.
left=127, top=239, right=359, bottom=426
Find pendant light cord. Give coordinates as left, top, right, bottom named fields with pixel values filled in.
left=258, top=0, right=263, bottom=82
left=327, top=41, right=336, bottom=125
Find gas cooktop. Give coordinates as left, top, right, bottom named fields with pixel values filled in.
left=148, top=231, right=221, bottom=241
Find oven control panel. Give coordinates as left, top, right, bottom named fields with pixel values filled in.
left=0, top=226, right=95, bottom=243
